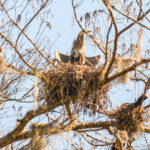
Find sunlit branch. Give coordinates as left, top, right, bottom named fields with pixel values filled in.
left=103, top=1, right=118, bottom=79
left=114, top=7, right=150, bottom=36
left=0, top=103, right=61, bottom=148
left=103, top=22, right=112, bottom=69
left=113, top=6, right=150, bottom=30
left=103, top=59, right=150, bottom=85
left=108, top=127, right=123, bottom=150
left=136, top=0, right=150, bottom=23
left=15, top=0, right=50, bottom=46
left=72, top=0, right=106, bottom=55
left=1, top=2, right=57, bottom=68
left=0, top=32, right=35, bottom=71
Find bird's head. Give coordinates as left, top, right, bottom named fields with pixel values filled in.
left=139, top=94, right=148, bottom=100
left=77, top=30, right=92, bottom=40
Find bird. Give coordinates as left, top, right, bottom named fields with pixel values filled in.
left=70, top=30, right=86, bottom=65
left=134, top=94, right=148, bottom=108
left=55, top=30, right=101, bottom=66
left=120, top=94, right=148, bottom=109
left=110, top=95, right=148, bottom=150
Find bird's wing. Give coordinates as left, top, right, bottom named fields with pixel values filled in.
left=55, top=51, right=101, bottom=66
left=85, top=55, right=101, bottom=66
left=55, top=51, right=70, bottom=63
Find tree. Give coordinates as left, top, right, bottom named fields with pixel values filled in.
left=0, top=0, right=150, bottom=149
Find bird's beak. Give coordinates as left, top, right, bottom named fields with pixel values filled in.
left=144, top=94, right=148, bottom=100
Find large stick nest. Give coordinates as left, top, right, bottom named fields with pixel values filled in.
left=107, top=103, right=149, bottom=136
left=38, top=63, right=110, bottom=114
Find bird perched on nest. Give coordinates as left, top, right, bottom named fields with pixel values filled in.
left=134, top=94, right=148, bottom=108
left=110, top=94, right=148, bottom=149
left=71, top=30, right=86, bottom=65
left=55, top=30, right=101, bottom=66
left=121, top=94, right=148, bottom=109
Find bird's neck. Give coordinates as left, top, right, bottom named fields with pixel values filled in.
left=78, top=35, right=85, bottom=48
left=134, top=97, right=144, bottom=108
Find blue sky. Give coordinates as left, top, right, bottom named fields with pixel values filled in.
left=48, top=0, right=150, bottom=102
left=0, top=0, right=150, bottom=149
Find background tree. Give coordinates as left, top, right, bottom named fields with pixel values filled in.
left=0, top=0, right=150, bottom=149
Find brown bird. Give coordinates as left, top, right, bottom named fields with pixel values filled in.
left=121, top=94, right=148, bottom=109
left=134, top=94, right=148, bottom=108
left=71, top=30, right=86, bottom=65
left=55, top=30, right=101, bottom=66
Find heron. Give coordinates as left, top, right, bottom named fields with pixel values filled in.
left=120, top=94, right=148, bottom=109
left=55, top=30, right=101, bottom=66
left=134, top=94, right=148, bottom=108
left=70, top=30, right=86, bottom=65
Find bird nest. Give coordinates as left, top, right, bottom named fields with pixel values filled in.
left=107, top=104, right=149, bottom=135
left=38, top=63, right=109, bottom=114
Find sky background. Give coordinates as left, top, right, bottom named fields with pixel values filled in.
left=47, top=0, right=150, bottom=149
left=0, top=0, right=150, bottom=149
left=49, top=0, right=150, bottom=103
